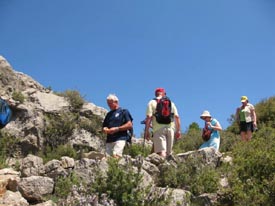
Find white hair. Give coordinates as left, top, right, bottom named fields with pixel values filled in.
left=106, top=94, right=119, bottom=102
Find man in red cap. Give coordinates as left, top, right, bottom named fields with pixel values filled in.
left=144, top=88, right=181, bottom=158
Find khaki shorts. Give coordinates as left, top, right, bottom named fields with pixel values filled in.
left=153, top=126, right=174, bottom=155
left=106, top=140, right=126, bottom=157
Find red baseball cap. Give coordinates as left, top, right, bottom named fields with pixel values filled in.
left=155, top=88, right=166, bottom=95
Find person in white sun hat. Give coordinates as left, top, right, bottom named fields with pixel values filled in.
left=200, top=110, right=222, bottom=151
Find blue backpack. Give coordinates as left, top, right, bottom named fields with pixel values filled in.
left=0, top=99, right=12, bottom=128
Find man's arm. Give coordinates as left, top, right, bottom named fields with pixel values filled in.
left=174, top=115, right=181, bottom=139
left=144, top=115, right=152, bottom=140
left=171, top=102, right=181, bottom=139
left=117, top=120, right=132, bottom=132
left=251, top=108, right=257, bottom=127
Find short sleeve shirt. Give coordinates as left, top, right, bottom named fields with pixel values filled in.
left=208, top=118, right=220, bottom=138
left=239, top=103, right=255, bottom=123
left=146, top=97, right=179, bottom=132
left=103, top=107, right=132, bottom=143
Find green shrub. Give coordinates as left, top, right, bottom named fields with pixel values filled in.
left=12, top=91, right=25, bottom=103
left=54, top=172, right=81, bottom=199
left=91, top=158, right=170, bottom=206
left=124, top=143, right=152, bottom=158
left=78, top=115, right=103, bottom=137
left=92, top=158, right=144, bottom=206
left=219, top=130, right=240, bottom=153
left=255, top=96, right=275, bottom=127
left=158, top=157, right=219, bottom=196
left=58, top=90, right=85, bottom=111
left=173, top=129, right=202, bottom=154
left=39, top=144, right=77, bottom=163
left=190, top=166, right=219, bottom=195
left=226, top=113, right=240, bottom=135
left=0, top=148, right=8, bottom=169
left=43, top=112, right=77, bottom=149
left=220, top=126, right=275, bottom=205
left=0, top=131, right=20, bottom=169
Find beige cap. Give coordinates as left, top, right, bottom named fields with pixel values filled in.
left=200, top=110, right=211, bottom=119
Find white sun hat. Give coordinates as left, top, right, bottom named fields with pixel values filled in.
left=200, top=110, right=211, bottom=119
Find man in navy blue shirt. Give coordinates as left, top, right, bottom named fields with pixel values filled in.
left=102, top=94, right=133, bottom=158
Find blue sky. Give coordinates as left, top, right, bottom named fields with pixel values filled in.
left=1, top=0, right=275, bottom=137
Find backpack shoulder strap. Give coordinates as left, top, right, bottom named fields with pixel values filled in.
left=153, top=97, right=159, bottom=102
left=153, top=96, right=171, bottom=104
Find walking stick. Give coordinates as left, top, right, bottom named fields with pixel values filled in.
left=141, top=119, right=146, bottom=154
left=141, top=119, right=154, bottom=155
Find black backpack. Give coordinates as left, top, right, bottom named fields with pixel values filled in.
left=121, top=109, right=133, bottom=145
left=154, top=96, right=173, bottom=124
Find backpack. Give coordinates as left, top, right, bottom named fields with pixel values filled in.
left=154, top=96, right=173, bottom=124
left=202, top=126, right=212, bottom=141
left=0, top=99, right=12, bottom=128
left=121, top=109, right=134, bottom=145
left=201, top=120, right=215, bottom=141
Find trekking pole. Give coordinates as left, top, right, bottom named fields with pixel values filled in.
left=140, top=119, right=146, bottom=155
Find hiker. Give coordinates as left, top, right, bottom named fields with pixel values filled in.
left=102, top=94, right=133, bottom=158
left=144, top=88, right=181, bottom=158
left=235, top=96, right=257, bottom=141
left=200, top=110, right=222, bottom=151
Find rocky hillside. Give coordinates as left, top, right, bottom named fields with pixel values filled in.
left=0, top=56, right=107, bottom=154
left=0, top=56, right=225, bottom=206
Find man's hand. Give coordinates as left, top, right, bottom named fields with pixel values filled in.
left=103, top=127, right=109, bottom=134
left=175, top=130, right=181, bottom=139
left=103, top=127, right=119, bottom=134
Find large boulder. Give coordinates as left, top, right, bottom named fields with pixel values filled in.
left=18, top=176, right=54, bottom=203
left=21, top=154, right=45, bottom=177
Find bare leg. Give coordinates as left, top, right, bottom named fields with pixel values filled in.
left=157, top=151, right=167, bottom=157
left=241, top=131, right=247, bottom=141
left=112, top=154, right=121, bottom=159
left=246, top=131, right=252, bottom=141
left=241, top=131, right=252, bottom=141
